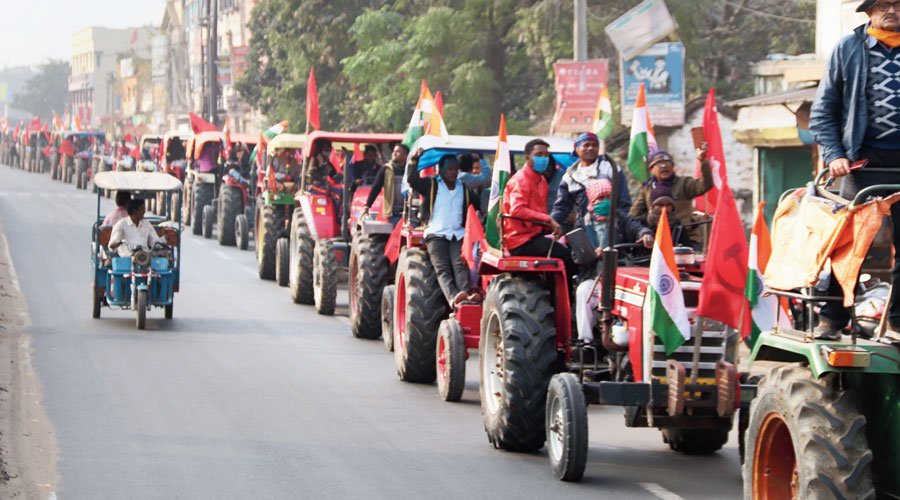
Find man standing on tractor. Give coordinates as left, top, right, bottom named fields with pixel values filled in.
left=501, top=138, right=577, bottom=279
left=407, top=150, right=480, bottom=306
left=551, top=132, right=632, bottom=231
left=363, top=143, right=409, bottom=224
left=810, top=0, right=900, bottom=338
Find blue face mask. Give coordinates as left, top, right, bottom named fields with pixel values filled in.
left=531, top=155, right=550, bottom=174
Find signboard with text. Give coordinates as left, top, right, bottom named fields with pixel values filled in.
left=620, top=42, right=685, bottom=127
left=550, top=60, right=608, bottom=135
left=604, top=0, right=678, bottom=60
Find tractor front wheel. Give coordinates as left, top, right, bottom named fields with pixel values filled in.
left=192, top=182, right=214, bottom=236
left=479, top=274, right=557, bottom=452
left=381, top=285, right=394, bottom=352
left=256, top=204, right=283, bottom=280
left=202, top=205, right=215, bottom=239
left=313, top=240, right=338, bottom=315
left=289, top=210, right=314, bottom=304
left=546, top=373, right=588, bottom=482
left=275, top=237, right=290, bottom=287
left=393, top=248, right=447, bottom=383
left=349, top=233, right=388, bottom=339
left=235, top=214, right=249, bottom=250
left=217, top=185, right=241, bottom=246
left=742, top=364, right=875, bottom=499
left=436, top=318, right=466, bottom=402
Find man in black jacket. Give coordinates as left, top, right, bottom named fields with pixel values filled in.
left=407, top=149, right=480, bottom=305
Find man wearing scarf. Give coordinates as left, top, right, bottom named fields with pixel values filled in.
left=363, top=144, right=409, bottom=224
left=551, top=132, right=633, bottom=231
left=810, top=0, right=900, bottom=338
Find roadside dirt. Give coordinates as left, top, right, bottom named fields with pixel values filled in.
left=0, top=220, right=58, bottom=499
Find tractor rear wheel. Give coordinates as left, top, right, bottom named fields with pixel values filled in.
left=192, top=182, right=213, bottom=236
left=381, top=285, right=394, bottom=351
left=256, top=204, right=283, bottom=280
left=289, top=210, right=314, bottom=304
left=393, top=248, right=446, bottom=383
left=275, top=237, right=290, bottom=287
left=436, top=318, right=466, bottom=402
left=313, top=239, right=338, bottom=315
left=202, top=205, right=215, bottom=239
left=171, top=192, right=182, bottom=223
left=662, top=427, right=729, bottom=454
left=79, top=172, right=87, bottom=190
left=742, top=364, right=874, bottom=500
left=235, top=214, right=249, bottom=250
left=546, top=373, right=588, bottom=482
left=217, top=184, right=241, bottom=246
left=479, top=274, right=557, bottom=452
left=349, top=233, right=388, bottom=339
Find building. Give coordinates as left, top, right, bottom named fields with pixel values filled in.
left=161, top=0, right=192, bottom=132
left=217, top=0, right=260, bottom=131
left=69, top=27, right=135, bottom=130
left=0, top=66, right=34, bottom=121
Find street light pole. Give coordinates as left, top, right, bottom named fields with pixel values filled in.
left=208, top=0, right=219, bottom=126
left=574, top=0, right=587, bottom=61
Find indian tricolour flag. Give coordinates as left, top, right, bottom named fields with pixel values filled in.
left=626, top=83, right=657, bottom=183
left=402, top=80, right=448, bottom=147
left=649, top=209, right=691, bottom=355
left=485, top=115, right=510, bottom=249
left=745, top=203, right=791, bottom=347
left=263, top=120, right=288, bottom=140
left=593, top=85, right=614, bottom=140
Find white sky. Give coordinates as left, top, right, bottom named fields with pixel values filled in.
left=0, top=0, right=166, bottom=68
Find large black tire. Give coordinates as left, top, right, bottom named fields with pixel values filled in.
left=171, top=192, right=182, bottom=223
left=136, top=290, right=147, bottom=330
left=436, top=318, right=466, bottom=402
left=256, top=204, right=283, bottom=280
left=742, top=365, right=875, bottom=500
left=313, top=239, right=338, bottom=315
left=275, top=237, right=290, bottom=287
left=381, top=285, right=394, bottom=351
left=192, top=182, right=214, bottom=236
left=92, top=287, right=102, bottom=319
left=546, top=373, right=588, bottom=482
left=479, top=274, right=558, bottom=452
left=349, top=233, right=388, bottom=339
left=182, top=177, right=193, bottom=226
left=235, top=214, right=249, bottom=250
left=662, top=427, right=729, bottom=454
left=288, top=210, right=314, bottom=304
left=393, top=248, right=447, bottom=383
left=217, top=185, right=242, bottom=246
left=202, top=205, right=215, bottom=239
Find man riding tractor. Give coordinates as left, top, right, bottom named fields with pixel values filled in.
left=181, top=131, right=224, bottom=237
left=216, top=134, right=259, bottom=248
left=158, top=130, right=193, bottom=221
left=286, top=131, right=401, bottom=314
left=66, top=131, right=105, bottom=189
left=255, top=133, right=305, bottom=280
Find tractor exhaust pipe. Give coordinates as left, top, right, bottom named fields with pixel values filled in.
left=599, top=162, right=628, bottom=352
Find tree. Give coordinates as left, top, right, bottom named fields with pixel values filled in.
left=12, top=60, right=70, bottom=118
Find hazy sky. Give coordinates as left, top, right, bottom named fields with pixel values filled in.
left=0, top=0, right=165, bottom=68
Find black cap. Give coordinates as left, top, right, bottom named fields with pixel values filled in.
left=858, top=0, right=877, bottom=12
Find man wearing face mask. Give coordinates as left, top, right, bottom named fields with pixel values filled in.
left=502, top=138, right=577, bottom=279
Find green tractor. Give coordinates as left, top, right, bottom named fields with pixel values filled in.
left=742, top=172, right=900, bottom=499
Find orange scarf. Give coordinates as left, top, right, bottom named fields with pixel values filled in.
left=868, top=27, right=900, bottom=48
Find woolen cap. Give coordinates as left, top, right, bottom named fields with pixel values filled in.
left=648, top=149, right=674, bottom=168
left=858, top=0, right=877, bottom=12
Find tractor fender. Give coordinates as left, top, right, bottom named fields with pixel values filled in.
left=749, top=331, right=900, bottom=379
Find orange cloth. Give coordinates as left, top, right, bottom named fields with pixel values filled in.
left=868, top=27, right=900, bottom=48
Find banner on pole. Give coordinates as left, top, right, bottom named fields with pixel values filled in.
left=620, top=42, right=685, bottom=127
left=604, top=0, right=678, bottom=60
left=550, top=60, right=608, bottom=135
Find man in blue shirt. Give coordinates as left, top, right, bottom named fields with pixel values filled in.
left=407, top=150, right=481, bottom=306
left=811, top=0, right=900, bottom=338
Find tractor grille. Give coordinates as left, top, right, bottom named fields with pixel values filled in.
left=651, top=317, right=734, bottom=381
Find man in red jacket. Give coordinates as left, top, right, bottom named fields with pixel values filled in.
left=502, top=138, right=577, bottom=278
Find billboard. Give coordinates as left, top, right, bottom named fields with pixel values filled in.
left=604, top=0, right=678, bottom=60
left=550, top=60, right=609, bottom=135
left=620, top=42, right=685, bottom=127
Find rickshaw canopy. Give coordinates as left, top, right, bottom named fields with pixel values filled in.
left=303, top=131, right=402, bottom=159
left=267, top=133, right=306, bottom=157
left=93, top=171, right=184, bottom=192
left=230, top=132, right=259, bottom=147
left=412, top=134, right=577, bottom=171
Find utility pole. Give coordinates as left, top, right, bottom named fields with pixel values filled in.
left=574, top=0, right=587, bottom=61
left=208, top=0, right=219, bottom=126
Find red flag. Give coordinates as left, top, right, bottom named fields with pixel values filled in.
left=330, top=148, right=344, bottom=173
left=42, top=145, right=51, bottom=157
left=223, top=116, right=232, bottom=158
left=461, top=205, right=485, bottom=270
left=27, top=116, right=41, bottom=133
left=384, top=222, right=402, bottom=265
left=189, top=112, right=218, bottom=134
left=695, top=183, right=751, bottom=335
left=434, top=91, right=444, bottom=116
left=694, top=89, right=727, bottom=214
left=59, top=139, right=75, bottom=157
left=306, top=68, right=320, bottom=131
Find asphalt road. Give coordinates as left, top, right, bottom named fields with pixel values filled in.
left=0, top=164, right=743, bottom=499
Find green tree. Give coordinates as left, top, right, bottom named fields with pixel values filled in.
left=12, top=60, right=70, bottom=118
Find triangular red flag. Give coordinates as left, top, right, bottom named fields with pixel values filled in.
left=461, top=205, right=485, bottom=271
left=384, top=222, right=402, bottom=265
left=306, top=68, right=320, bottom=131
left=695, top=182, right=751, bottom=335
left=694, top=88, right=728, bottom=214
left=434, top=91, right=444, bottom=116
left=189, top=112, right=218, bottom=134
left=59, top=139, right=75, bottom=157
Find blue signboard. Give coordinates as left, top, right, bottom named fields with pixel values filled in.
left=620, top=41, right=685, bottom=127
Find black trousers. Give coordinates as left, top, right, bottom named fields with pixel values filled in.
left=509, top=235, right=578, bottom=279
left=426, top=236, right=469, bottom=303
left=821, top=146, right=900, bottom=327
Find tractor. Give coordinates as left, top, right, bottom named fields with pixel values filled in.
left=254, top=133, right=305, bottom=280
left=181, top=131, right=224, bottom=237
left=386, top=135, right=575, bottom=398
left=64, top=131, right=105, bottom=189
left=215, top=133, right=259, bottom=248
left=287, top=131, right=402, bottom=314
left=157, top=130, right=193, bottom=221
left=741, top=170, right=900, bottom=499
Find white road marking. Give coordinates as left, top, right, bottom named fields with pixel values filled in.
left=639, top=483, right=684, bottom=500
left=0, top=192, right=8, bottom=197
left=214, top=250, right=232, bottom=261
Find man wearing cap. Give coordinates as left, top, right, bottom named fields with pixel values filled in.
left=551, top=132, right=633, bottom=231
left=630, top=144, right=712, bottom=250
left=810, top=0, right=900, bottom=338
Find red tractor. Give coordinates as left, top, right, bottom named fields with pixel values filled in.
left=158, top=130, right=193, bottom=221
left=181, top=131, right=224, bottom=236
left=215, top=133, right=258, bottom=247
left=287, top=131, right=402, bottom=315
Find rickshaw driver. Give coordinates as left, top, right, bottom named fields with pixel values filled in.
left=810, top=0, right=900, bottom=338
left=109, top=199, right=164, bottom=257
